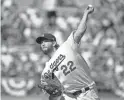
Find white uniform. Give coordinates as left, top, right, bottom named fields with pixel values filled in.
left=41, top=32, right=99, bottom=100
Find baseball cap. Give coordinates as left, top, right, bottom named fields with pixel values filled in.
left=36, top=33, right=56, bottom=44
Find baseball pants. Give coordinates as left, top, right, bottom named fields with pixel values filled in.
left=63, top=88, right=100, bottom=100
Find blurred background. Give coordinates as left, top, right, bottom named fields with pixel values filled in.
left=1, top=0, right=124, bottom=100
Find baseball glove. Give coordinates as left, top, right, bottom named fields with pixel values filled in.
left=38, top=83, right=62, bottom=97
left=38, top=72, right=63, bottom=97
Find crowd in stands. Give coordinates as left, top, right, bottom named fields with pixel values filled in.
left=1, top=0, right=124, bottom=97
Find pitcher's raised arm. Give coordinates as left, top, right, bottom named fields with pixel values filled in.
left=74, top=5, right=94, bottom=44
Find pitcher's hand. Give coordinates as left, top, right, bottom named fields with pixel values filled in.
left=85, top=5, right=94, bottom=14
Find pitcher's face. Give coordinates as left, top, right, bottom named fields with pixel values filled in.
left=40, top=40, right=54, bottom=54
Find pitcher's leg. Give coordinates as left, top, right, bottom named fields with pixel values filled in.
left=49, top=95, right=63, bottom=100
left=77, top=89, right=100, bottom=100
left=63, top=94, right=77, bottom=100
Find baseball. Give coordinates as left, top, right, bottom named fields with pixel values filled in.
left=88, top=4, right=93, bottom=8
left=87, top=4, right=94, bottom=12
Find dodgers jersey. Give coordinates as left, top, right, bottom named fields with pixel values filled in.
left=41, top=31, right=94, bottom=93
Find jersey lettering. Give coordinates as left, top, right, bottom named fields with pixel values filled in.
left=43, top=54, right=65, bottom=78
left=50, top=54, right=65, bottom=69
left=44, top=70, right=51, bottom=79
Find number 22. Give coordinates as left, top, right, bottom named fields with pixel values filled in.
left=61, top=61, right=76, bottom=76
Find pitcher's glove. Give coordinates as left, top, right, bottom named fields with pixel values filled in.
left=38, top=83, right=62, bottom=97
left=38, top=72, right=63, bottom=97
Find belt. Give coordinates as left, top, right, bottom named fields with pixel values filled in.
left=72, top=86, right=92, bottom=96
left=64, top=82, right=95, bottom=96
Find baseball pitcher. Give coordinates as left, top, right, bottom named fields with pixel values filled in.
left=36, top=5, right=100, bottom=100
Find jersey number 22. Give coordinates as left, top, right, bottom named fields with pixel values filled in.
left=61, top=61, right=76, bottom=76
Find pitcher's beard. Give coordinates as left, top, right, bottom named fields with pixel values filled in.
left=42, top=49, right=48, bottom=54
left=42, top=48, right=51, bottom=55
left=40, top=46, right=53, bottom=55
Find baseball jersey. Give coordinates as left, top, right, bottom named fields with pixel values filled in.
left=41, top=31, right=94, bottom=93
